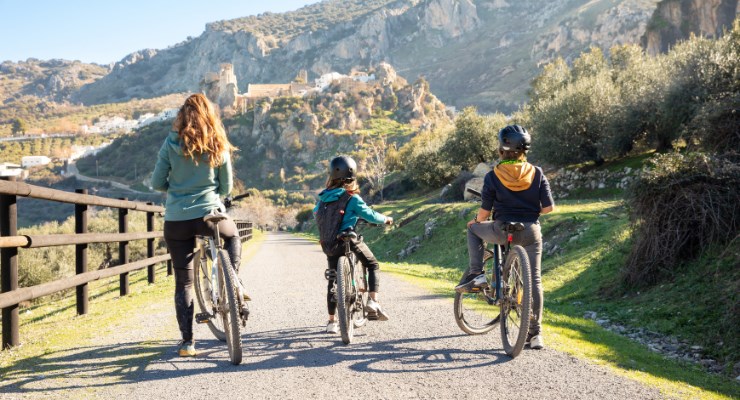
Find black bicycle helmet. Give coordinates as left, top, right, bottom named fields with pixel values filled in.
left=329, top=155, right=357, bottom=181
left=498, top=125, right=531, bottom=152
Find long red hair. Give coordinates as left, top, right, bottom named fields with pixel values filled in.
left=172, top=93, right=235, bottom=167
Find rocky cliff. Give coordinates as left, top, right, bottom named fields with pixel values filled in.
left=642, top=0, right=739, bottom=55
left=75, top=0, right=664, bottom=112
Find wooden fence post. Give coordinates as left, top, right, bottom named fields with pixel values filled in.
left=75, top=189, right=88, bottom=315
left=1, top=176, right=19, bottom=349
left=118, top=198, right=129, bottom=296
left=146, top=203, right=155, bottom=284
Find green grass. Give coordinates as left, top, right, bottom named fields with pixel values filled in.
left=304, top=194, right=740, bottom=399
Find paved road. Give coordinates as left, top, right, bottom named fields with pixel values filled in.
left=1, top=233, right=663, bottom=399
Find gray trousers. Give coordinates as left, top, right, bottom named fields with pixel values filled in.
left=467, top=221, right=543, bottom=335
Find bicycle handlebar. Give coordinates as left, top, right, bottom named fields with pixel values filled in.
left=466, top=187, right=482, bottom=198
left=223, top=193, right=251, bottom=210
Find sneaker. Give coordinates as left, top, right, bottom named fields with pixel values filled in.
left=366, top=299, right=389, bottom=321
left=529, top=334, right=545, bottom=350
left=178, top=340, right=197, bottom=357
left=326, top=320, right=339, bottom=334
left=454, top=272, right=487, bottom=293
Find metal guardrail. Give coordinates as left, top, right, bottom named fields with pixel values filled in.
left=236, top=221, right=253, bottom=243
left=0, top=177, right=254, bottom=350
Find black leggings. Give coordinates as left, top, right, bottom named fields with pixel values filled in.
left=326, top=238, right=380, bottom=316
left=164, top=216, right=241, bottom=341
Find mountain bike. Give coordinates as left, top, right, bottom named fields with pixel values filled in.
left=328, top=221, right=384, bottom=344
left=454, top=188, right=532, bottom=358
left=192, top=195, right=250, bottom=365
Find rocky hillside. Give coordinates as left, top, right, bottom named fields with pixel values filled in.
left=0, top=59, right=108, bottom=103
left=642, top=0, right=739, bottom=55
left=78, top=63, right=451, bottom=191
left=75, top=0, right=663, bottom=112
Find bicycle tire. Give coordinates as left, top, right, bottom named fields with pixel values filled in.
left=500, top=245, right=531, bottom=358
left=193, top=245, right=226, bottom=341
left=353, top=263, right=369, bottom=329
left=453, top=273, right=500, bottom=335
left=218, top=249, right=243, bottom=365
left=336, top=255, right=355, bottom=344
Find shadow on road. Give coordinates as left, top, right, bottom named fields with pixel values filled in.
left=0, top=327, right=508, bottom=395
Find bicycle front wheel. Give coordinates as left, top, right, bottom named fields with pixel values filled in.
left=218, top=249, right=243, bottom=365
left=193, top=245, right=226, bottom=341
left=453, top=273, right=500, bottom=335
left=500, top=245, right=531, bottom=358
left=336, top=255, right=355, bottom=344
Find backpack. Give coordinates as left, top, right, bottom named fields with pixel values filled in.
left=316, top=192, right=353, bottom=256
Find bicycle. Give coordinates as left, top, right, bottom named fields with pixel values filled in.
left=192, top=194, right=250, bottom=365
left=453, top=188, right=532, bottom=358
left=326, top=221, right=384, bottom=344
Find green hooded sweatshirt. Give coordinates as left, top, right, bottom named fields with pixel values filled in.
left=151, top=131, right=233, bottom=221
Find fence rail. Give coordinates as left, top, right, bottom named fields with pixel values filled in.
left=0, top=177, right=252, bottom=350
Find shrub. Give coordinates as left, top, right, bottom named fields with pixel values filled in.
left=624, top=152, right=740, bottom=286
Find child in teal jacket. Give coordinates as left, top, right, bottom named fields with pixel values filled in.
left=314, top=156, right=393, bottom=334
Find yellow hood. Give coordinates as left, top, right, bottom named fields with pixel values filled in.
left=494, top=162, right=535, bottom=191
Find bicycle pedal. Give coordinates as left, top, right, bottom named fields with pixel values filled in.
left=195, top=312, right=211, bottom=324
left=243, top=294, right=252, bottom=302
left=324, top=269, right=336, bottom=280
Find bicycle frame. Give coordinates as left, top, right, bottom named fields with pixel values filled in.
left=491, top=233, right=514, bottom=303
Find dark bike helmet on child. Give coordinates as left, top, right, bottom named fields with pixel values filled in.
left=498, top=125, right=532, bottom=152
left=329, top=155, right=357, bottom=181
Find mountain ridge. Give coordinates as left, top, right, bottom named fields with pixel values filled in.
left=74, top=0, right=662, bottom=112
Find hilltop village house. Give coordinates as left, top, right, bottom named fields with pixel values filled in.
left=201, top=63, right=377, bottom=114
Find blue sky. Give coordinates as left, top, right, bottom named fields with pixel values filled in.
left=0, top=0, right=319, bottom=65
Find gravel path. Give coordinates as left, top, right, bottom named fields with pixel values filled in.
left=1, top=232, right=663, bottom=399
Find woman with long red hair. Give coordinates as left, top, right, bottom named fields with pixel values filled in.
left=152, top=93, right=241, bottom=357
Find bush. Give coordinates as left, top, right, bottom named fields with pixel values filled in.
left=624, top=152, right=740, bottom=286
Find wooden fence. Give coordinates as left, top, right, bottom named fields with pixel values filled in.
left=0, top=177, right=252, bottom=350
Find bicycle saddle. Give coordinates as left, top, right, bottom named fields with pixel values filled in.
left=337, top=230, right=358, bottom=241
left=501, top=222, right=526, bottom=233
left=204, top=210, right=228, bottom=223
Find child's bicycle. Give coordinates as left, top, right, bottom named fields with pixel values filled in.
left=453, top=188, right=532, bottom=358
left=192, top=195, right=250, bottom=365
left=327, top=220, right=384, bottom=344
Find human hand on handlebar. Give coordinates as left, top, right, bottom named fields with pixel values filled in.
left=385, top=217, right=394, bottom=225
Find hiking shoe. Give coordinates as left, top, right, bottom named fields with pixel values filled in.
left=529, top=334, right=544, bottom=350
left=326, top=320, right=339, bottom=334
left=366, top=299, right=389, bottom=321
left=455, top=272, right=487, bottom=293
left=178, top=340, right=196, bottom=357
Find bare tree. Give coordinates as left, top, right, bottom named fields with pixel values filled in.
left=364, top=133, right=391, bottom=202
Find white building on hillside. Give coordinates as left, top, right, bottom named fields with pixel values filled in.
left=0, top=162, right=24, bottom=178
left=21, top=156, right=52, bottom=168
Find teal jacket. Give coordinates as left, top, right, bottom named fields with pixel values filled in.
left=313, top=188, right=387, bottom=231
left=151, top=131, right=233, bottom=221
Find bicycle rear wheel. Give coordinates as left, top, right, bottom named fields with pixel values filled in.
left=353, top=264, right=369, bottom=329
left=500, top=245, right=531, bottom=358
left=336, top=255, right=355, bottom=344
left=193, top=245, right=226, bottom=341
left=453, top=268, right=500, bottom=334
left=218, top=249, right=243, bottom=365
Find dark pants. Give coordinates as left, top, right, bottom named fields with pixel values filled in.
left=326, top=238, right=380, bottom=316
left=164, top=216, right=241, bottom=342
